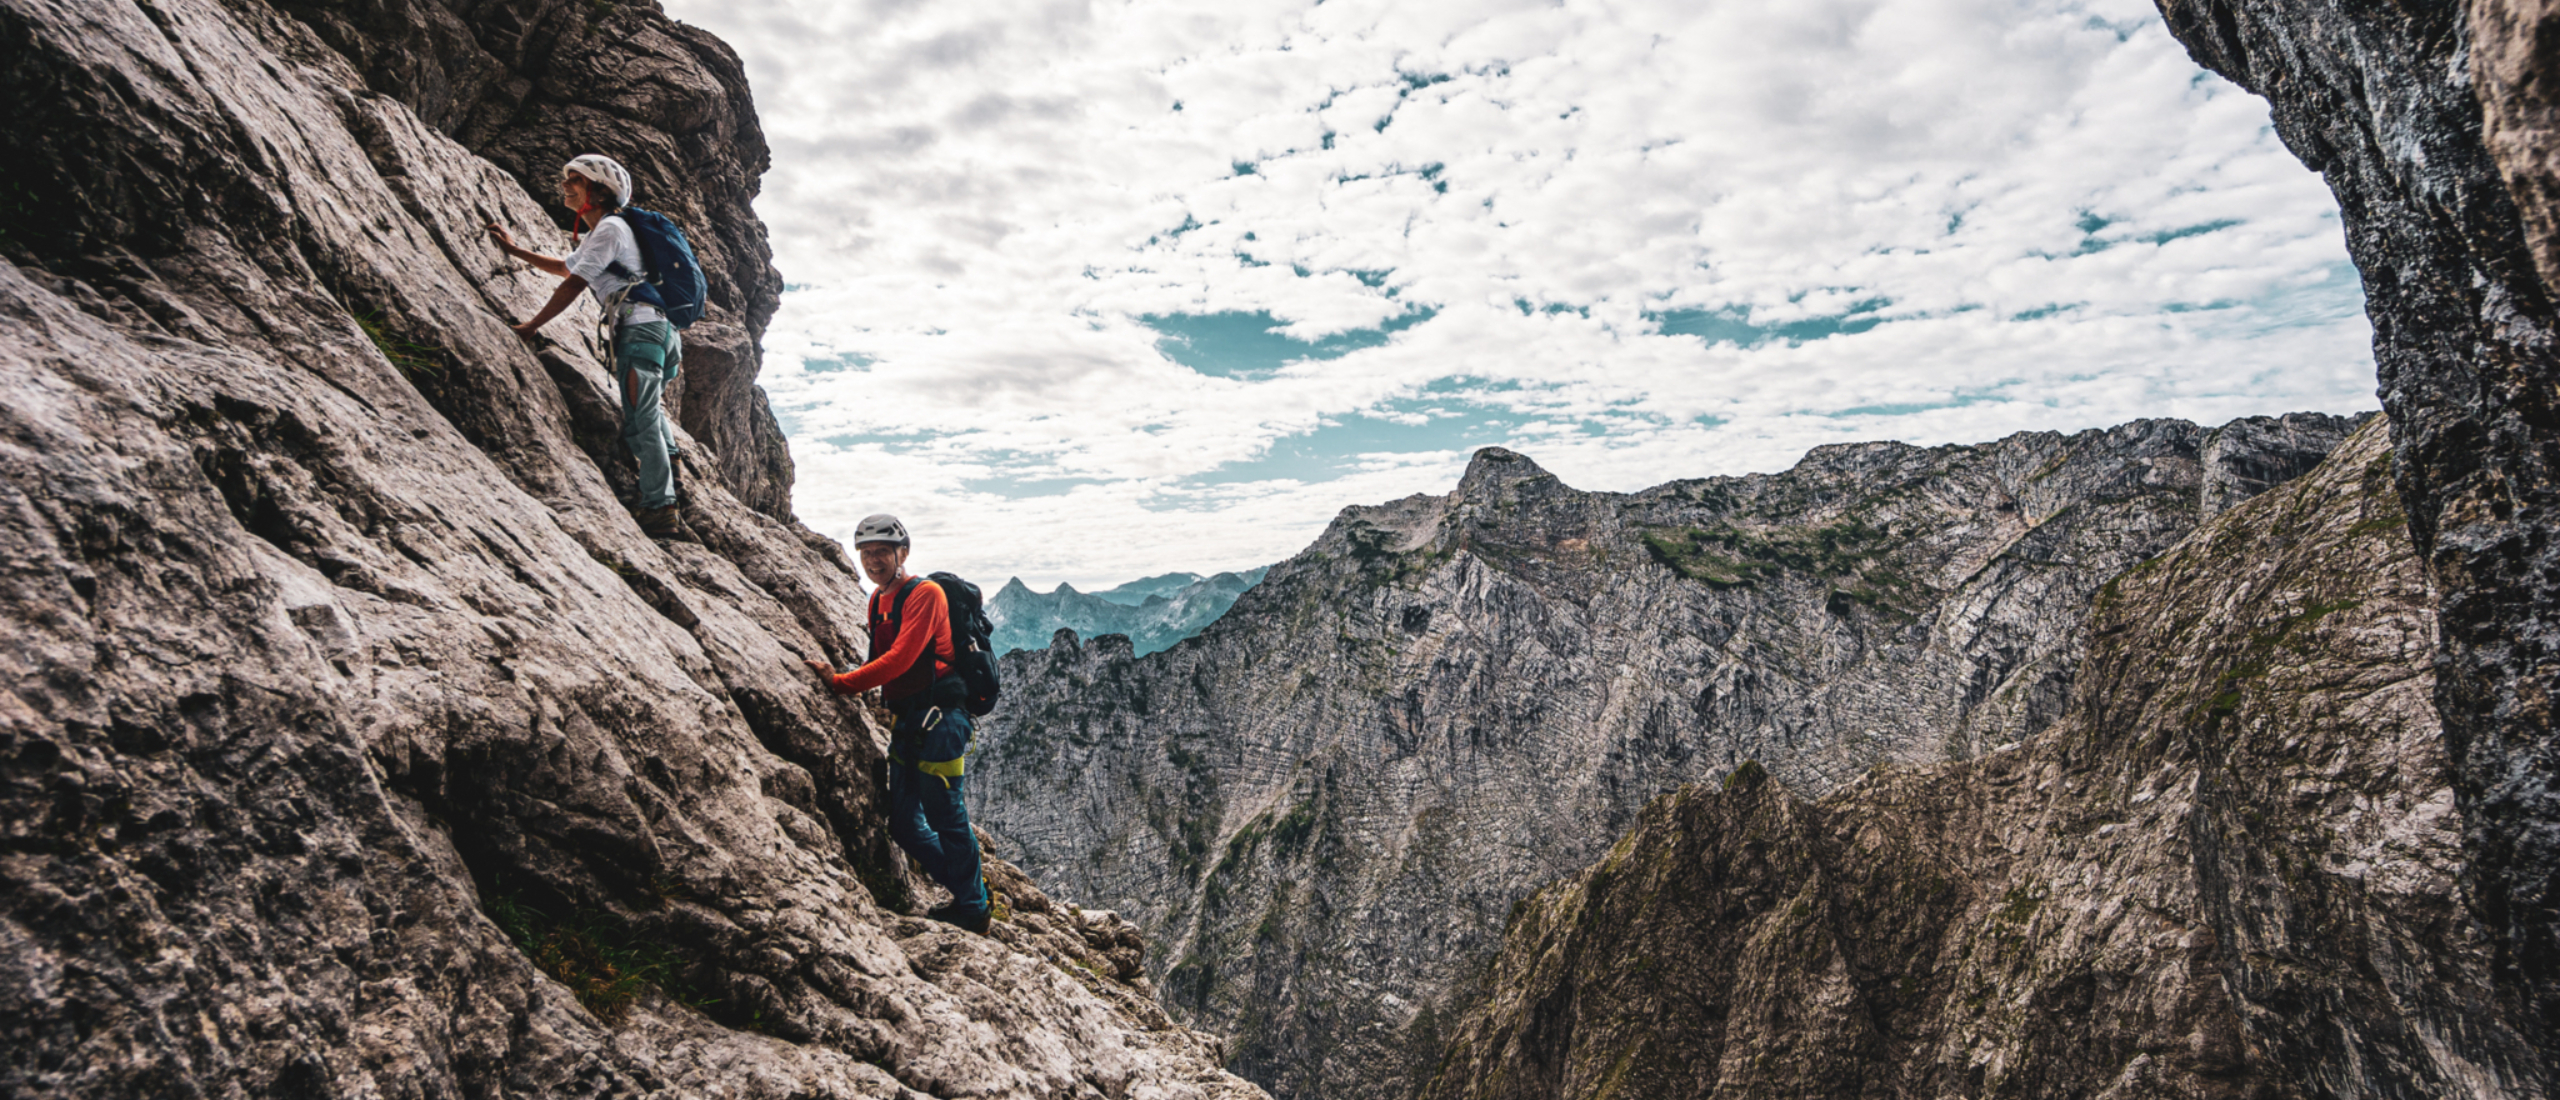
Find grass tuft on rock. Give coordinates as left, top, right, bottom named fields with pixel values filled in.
left=484, top=883, right=709, bottom=1023
left=353, top=310, right=445, bottom=380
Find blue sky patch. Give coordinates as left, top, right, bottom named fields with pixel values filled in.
left=802, top=352, right=875, bottom=373
left=1650, top=298, right=1891, bottom=347
left=1516, top=299, right=1590, bottom=317
left=1184, top=399, right=1515, bottom=485
left=962, top=473, right=1114, bottom=499
left=1143, top=308, right=1438, bottom=377
left=1652, top=307, right=1766, bottom=346
left=2146, top=219, right=2241, bottom=245
left=1822, top=391, right=2007, bottom=419
left=2191, top=260, right=2363, bottom=333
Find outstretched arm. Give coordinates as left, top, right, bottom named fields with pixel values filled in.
left=822, top=583, right=948, bottom=695
left=512, top=274, right=589, bottom=338
left=486, top=223, right=571, bottom=277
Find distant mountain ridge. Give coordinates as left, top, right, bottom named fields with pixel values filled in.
left=976, top=412, right=2368, bottom=1100
left=1088, top=573, right=1223, bottom=606
left=990, top=568, right=1270, bottom=656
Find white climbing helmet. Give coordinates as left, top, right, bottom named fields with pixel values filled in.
left=561, top=154, right=631, bottom=207
left=852, top=513, right=910, bottom=548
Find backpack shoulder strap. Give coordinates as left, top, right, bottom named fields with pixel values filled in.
left=877, top=575, right=924, bottom=651
left=881, top=574, right=922, bottom=625
left=600, top=214, right=641, bottom=280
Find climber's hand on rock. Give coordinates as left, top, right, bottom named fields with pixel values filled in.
left=804, top=660, right=839, bottom=689
left=486, top=222, right=516, bottom=251
left=510, top=321, right=541, bottom=343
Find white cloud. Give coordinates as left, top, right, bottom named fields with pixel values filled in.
left=666, top=0, right=2372, bottom=591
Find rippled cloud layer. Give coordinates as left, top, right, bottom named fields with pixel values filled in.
left=665, top=0, right=2371, bottom=589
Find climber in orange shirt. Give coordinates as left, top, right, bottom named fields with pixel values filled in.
left=803, top=513, right=989, bottom=933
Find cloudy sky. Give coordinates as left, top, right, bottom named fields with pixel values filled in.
left=660, top=0, right=2373, bottom=591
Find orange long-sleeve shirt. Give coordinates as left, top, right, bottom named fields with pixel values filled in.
left=832, top=577, right=953, bottom=702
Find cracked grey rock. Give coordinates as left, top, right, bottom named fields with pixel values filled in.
left=1423, top=419, right=2549, bottom=1100
left=0, top=0, right=1263, bottom=1096
left=2157, top=0, right=2560, bottom=1049
left=978, top=413, right=2360, bottom=1100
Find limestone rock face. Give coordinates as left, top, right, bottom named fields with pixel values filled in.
left=977, top=413, right=2360, bottom=1100
left=1422, top=420, right=2548, bottom=1100
left=207, top=0, right=788, bottom=516
left=0, top=0, right=1260, bottom=1096
left=2155, top=0, right=2560, bottom=1047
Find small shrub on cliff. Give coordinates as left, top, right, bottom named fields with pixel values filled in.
left=485, top=884, right=707, bottom=1023
left=352, top=310, right=444, bottom=380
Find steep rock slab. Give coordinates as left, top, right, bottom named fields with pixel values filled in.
left=1424, top=420, right=2547, bottom=1100
left=978, top=413, right=2359, bottom=1100
left=237, top=0, right=788, bottom=516
left=2154, top=0, right=2560, bottom=1040
left=0, top=0, right=1260, bottom=1096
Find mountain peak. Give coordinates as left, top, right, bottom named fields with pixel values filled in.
left=985, top=563, right=1269, bottom=656
left=1458, top=446, right=1557, bottom=497
left=1467, top=445, right=1541, bottom=472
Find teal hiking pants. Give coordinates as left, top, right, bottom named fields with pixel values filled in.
left=614, top=321, right=681, bottom=511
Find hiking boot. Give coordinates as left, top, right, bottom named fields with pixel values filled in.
left=637, top=504, right=697, bottom=543
left=926, top=901, right=992, bottom=935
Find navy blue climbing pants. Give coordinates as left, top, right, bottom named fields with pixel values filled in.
left=885, top=707, right=988, bottom=919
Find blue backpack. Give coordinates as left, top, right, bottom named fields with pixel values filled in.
left=612, top=207, right=707, bottom=329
